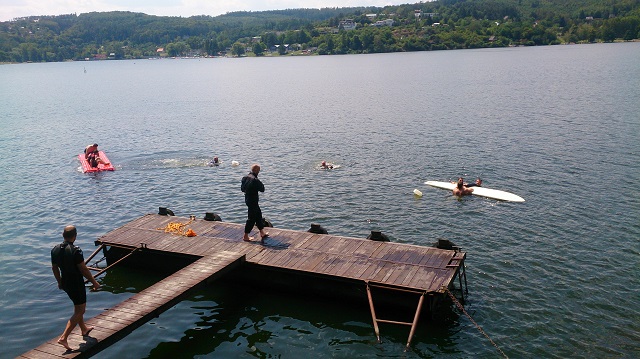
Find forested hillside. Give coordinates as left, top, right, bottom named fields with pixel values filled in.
left=1, top=0, right=639, bottom=62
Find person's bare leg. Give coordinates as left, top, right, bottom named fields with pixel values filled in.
left=58, top=303, right=86, bottom=350
left=243, top=233, right=252, bottom=241
left=79, top=318, right=94, bottom=336
left=97, top=158, right=110, bottom=165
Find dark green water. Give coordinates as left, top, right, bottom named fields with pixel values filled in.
left=1, top=43, right=638, bottom=358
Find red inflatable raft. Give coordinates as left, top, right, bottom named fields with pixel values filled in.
left=78, top=151, right=115, bottom=173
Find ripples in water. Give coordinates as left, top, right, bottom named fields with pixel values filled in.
left=1, top=44, right=639, bottom=358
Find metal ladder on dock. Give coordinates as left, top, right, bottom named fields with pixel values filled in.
left=365, top=281, right=427, bottom=350
left=84, top=243, right=143, bottom=279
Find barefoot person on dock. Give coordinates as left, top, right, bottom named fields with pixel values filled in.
left=241, top=164, right=269, bottom=243
left=51, top=225, right=101, bottom=350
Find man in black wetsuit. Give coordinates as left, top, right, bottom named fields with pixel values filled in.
left=241, top=164, right=269, bottom=242
left=51, top=225, right=100, bottom=350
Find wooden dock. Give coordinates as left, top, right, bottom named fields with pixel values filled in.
left=19, top=251, right=244, bottom=359
left=19, top=214, right=466, bottom=357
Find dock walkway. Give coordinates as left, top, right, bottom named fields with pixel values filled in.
left=19, top=214, right=465, bottom=358
left=19, top=251, right=244, bottom=359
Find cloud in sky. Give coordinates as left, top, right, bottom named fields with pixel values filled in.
left=1, top=0, right=400, bottom=22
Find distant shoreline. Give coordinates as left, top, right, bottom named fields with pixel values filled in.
left=2, top=40, right=638, bottom=65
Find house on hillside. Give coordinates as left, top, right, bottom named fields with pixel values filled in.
left=339, top=19, right=357, bottom=31
left=371, top=19, right=394, bottom=27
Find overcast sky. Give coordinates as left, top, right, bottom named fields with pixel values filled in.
left=1, top=0, right=402, bottom=22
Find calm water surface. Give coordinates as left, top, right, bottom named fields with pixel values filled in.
left=1, top=43, right=639, bottom=358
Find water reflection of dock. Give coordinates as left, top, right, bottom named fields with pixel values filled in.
left=20, top=213, right=467, bottom=358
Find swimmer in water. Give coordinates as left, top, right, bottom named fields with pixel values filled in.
left=452, top=177, right=474, bottom=197
left=320, top=160, right=334, bottom=169
left=466, top=178, right=482, bottom=187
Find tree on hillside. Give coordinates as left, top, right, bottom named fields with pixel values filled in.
left=231, top=42, right=245, bottom=56
left=166, top=41, right=189, bottom=56
left=252, top=42, right=264, bottom=56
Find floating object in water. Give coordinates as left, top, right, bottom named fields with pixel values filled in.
left=78, top=151, right=114, bottom=173
left=231, top=160, right=239, bottom=167
left=413, top=189, right=423, bottom=197
left=425, top=181, right=525, bottom=202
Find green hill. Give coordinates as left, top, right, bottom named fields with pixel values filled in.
left=1, top=0, right=639, bottom=62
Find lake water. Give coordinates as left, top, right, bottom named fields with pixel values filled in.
left=1, top=43, right=639, bottom=358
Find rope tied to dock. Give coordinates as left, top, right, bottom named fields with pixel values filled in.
left=157, top=218, right=197, bottom=237
left=445, top=287, right=509, bottom=359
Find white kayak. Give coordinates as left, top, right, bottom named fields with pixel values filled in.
left=424, top=181, right=525, bottom=202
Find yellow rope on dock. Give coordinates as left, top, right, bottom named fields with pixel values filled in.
left=157, top=219, right=197, bottom=237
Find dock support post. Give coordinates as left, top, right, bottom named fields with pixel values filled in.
left=463, top=262, right=468, bottom=294
left=457, top=267, right=465, bottom=303
left=86, top=246, right=140, bottom=281
left=85, top=244, right=105, bottom=265
left=405, top=293, right=425, bottom=351
left=366, top=282, right=381, bottom=343
left=366, top=281, right=427, bottom=349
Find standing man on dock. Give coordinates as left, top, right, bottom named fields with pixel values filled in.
left=51, top=225, right=101, bottom=351
left=241, top=164, right=269, bottom=242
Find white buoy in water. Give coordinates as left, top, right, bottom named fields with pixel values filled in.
left=413, top=189, right=423, bottom=197
left=231, top=160, right=239, bottom=167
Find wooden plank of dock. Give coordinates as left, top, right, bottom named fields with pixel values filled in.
left=19, top=251, right=244, bottom=359
left=97, top=214, right=464, bottom=294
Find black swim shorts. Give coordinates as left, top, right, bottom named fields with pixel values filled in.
left=64, top=286, right=87, bottom=305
